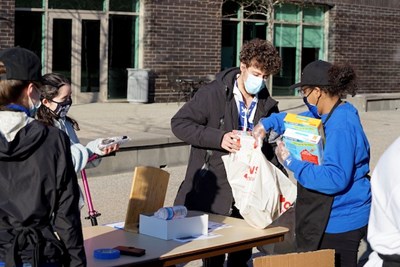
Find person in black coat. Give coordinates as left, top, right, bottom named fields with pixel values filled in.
left=0, top=47, right=86, bottom=266
left=171, top=38, right=285, bottom=267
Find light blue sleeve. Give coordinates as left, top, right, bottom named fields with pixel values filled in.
left=70, top=143, right=90, bottom=173
left=84, top=139, right=103, bottom=169
left=62, top=120, right=103, bottom=170
left=260, top=112, right=287, bottom=135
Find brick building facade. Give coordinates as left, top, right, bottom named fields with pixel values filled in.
left=321, top=0, right=400, bottom=96
left=142, top=0, right=221, bottom=102
left=1, top=0, right=400, bottom=106
left=0, top=0, right=15, bottom=50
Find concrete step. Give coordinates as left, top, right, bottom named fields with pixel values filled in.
left=82, top=135, right=190, bottom=177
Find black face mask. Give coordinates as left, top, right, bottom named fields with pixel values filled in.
left=51, top=98, right=72, bottom=118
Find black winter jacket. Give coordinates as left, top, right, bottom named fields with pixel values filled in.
left=171, top=67, right=285, bottom=215
left=0, top=116, right=86, bottom=266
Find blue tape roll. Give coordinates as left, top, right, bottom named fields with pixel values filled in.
left=94, top=248, right=121, bottom=259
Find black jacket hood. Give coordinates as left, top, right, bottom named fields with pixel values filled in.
left=0, top=120, right=47, bottom=160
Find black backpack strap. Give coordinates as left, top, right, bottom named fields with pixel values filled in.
left=6, top=226, right=42, bottom=267
left=4, top=224, right=67, bottom=267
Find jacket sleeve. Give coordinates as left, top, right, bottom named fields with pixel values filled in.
left=260, top=112, right=287, bottom=135
left=171, top=85, right=226, bottom=149
left=68, top=124, right=102, bottom=172
left=286, top=127, right=356, bottom=194
left=82, top=139, right=103, bottom=169
left=70, top=143, right=89, bottom=173
left=53, top=131, right=86, bottom=266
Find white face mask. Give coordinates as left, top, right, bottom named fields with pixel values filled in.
left=244, top=72, right=265, bottom=95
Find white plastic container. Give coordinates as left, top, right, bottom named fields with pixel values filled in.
left=154, top=205, right=188, bottom=220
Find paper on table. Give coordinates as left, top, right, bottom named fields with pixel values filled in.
left=173, top=232, right=221, bottom=242
left=104, top=220, right=232, bottom=243
left=104, top=221, right=125, bottom=229
left=173, top=221, right=233, bottom=243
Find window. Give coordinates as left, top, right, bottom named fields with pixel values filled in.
left=16, top=0, right=42, bottom=8
left=15, top=0, right=141, bottom=101
left=221, top=2, right=327, bottom=96
left=48, top=0, right=104, bottom=10
left=81, top=20, right=101, bottom=92
left=52, top=19, right=72, bottom=79
left=274, top=4, right=326, bottom=96
left=15, top=12, right=43, bottom=57
left=108, top=15, right=138, bottom=98
left=109, top=0, right=138, bottom=12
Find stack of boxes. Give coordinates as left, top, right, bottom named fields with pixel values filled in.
left=282, top=113, right=325, bottom=165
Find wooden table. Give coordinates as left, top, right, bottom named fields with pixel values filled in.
left=83, top=214, right=288, bottom=266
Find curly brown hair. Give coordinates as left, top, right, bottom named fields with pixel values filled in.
left=325, top=63, right=358, bottom=97
left=239, top=38, right=281, bottom=75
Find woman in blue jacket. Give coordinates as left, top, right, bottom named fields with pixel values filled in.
left=253, top=60, right=371, bottom=267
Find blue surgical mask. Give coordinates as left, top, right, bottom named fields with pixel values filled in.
left=28, top=88, right=42, bottom=117
left=303, top=96, right=320, bottom=118
left=245, top=73, right=264, bottom=95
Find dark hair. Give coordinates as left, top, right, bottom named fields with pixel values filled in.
left=0, top=62, right=31, bottom=108
left=36, top=73, right=80, bottom=130
left=239, top=38, right=281, bottom=75
left=320, top=63, right=358, bottom=97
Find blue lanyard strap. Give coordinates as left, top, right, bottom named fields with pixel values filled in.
left=238, top=100, right=257, bottom=131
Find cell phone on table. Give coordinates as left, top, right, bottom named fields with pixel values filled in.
left=114, top=246, right=146, bottom=257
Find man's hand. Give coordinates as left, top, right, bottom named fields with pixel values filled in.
left=221, top=131, right=241, bottom=153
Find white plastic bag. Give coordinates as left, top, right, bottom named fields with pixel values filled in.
left=222, top=135, right=296, bottom=229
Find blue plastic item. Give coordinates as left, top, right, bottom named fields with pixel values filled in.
left=93, top=248, right=121, bottom=259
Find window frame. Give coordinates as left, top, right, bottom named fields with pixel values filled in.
left=221, top=2, right=329, bottom=96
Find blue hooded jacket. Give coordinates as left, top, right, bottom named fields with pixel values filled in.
left=261, top=102, right=371, bottom=233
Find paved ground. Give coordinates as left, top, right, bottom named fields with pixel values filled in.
left=70, top=99, right=400, bottom=266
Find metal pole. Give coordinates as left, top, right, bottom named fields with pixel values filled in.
left=81, top=154, right=101, bottom=226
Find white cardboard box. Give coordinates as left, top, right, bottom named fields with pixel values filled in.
left=284, top=113, right=325, bottom=144
left=139, top=212, right=208, bottom=240
left=283, top=128, right=324, bottom=165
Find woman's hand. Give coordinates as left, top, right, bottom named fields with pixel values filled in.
left=101, top=144, right=119, bottom=155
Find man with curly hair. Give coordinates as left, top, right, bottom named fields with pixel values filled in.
left=171, top=38, right=285, bottom=267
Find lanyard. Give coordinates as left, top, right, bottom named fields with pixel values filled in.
left=238, top=100, right=257, bottom=131
left=323, top=98, right=342, bottom=126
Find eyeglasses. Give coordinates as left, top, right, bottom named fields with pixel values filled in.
left=297, top=87, right=314, bottom=97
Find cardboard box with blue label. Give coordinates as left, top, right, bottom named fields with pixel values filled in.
left=284, top=113, right=325, bottom=144
left=283, top=128, right=324, bottom=165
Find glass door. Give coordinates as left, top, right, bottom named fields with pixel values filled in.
left=46, top=12, right=107, bottom=104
